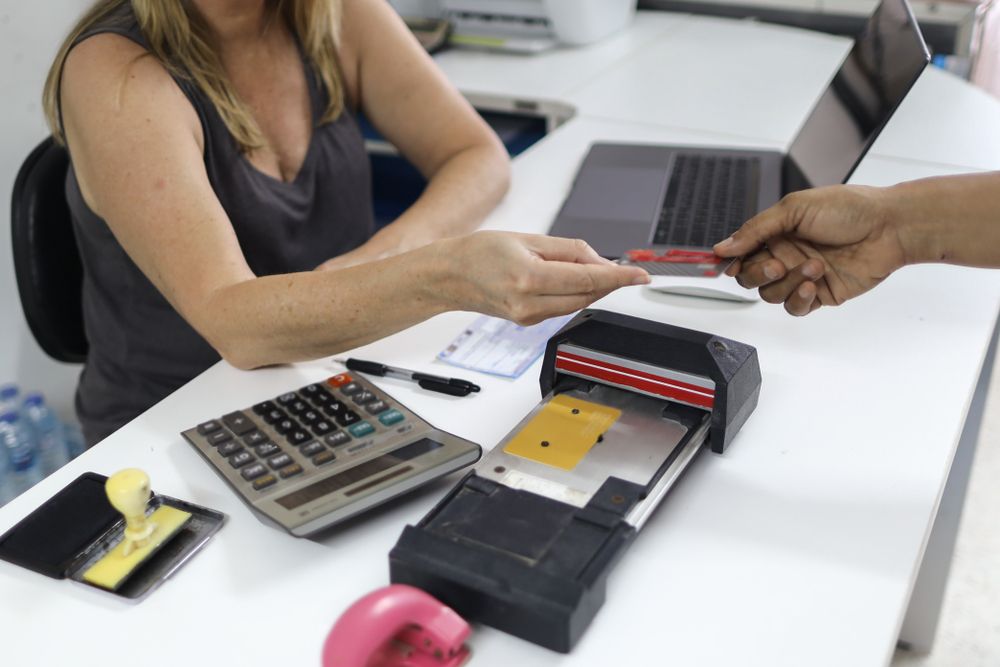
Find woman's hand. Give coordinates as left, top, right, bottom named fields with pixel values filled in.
left=714, top=185, right=907, bottom=315
left=431, top=231, right=650, bottom=325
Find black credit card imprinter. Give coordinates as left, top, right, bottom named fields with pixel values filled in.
left=389, top=310, right=761, bottom=652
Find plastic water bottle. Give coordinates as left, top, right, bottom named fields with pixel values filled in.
left=0, top=428, right=9, bottom=507
left=0, top=384, right=20, bottom=415
left=62, top=421, right=86, bottom=460
left=0, top=411, right=42, bottom=499
left=0, top=385, right=15, bottom=505
left=22, top=393, right=68, bottom=477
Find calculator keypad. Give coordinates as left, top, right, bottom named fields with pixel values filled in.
left=182, top=371, right=482, bottom=536
left=185, top=374, right=417, bottom=496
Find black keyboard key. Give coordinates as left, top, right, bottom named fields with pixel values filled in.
left=268, top=453, right=293, bottom=470
left=252, top=400, right=277, bottom=416
left=222, top=411, right=257, bottom=435
left=286, top=429, right=311, bottom=446
left=324, top=431, right=351, bottom=447
left=254, top=441, right=281, bottom=458
left=365, top=400, right=389, bottom=415
left=300, top=410, right=321, bottom=426
left=208, top=431, right=233, bottom=447
left=300, top=383, right=326, bottom=399
left=276, top=392, right=297, bottom=406
left=287, top=399, right=311, bottom=416
left=218, top=441, right=243, bottom=457
left=339, top=382, right=363, bottom=396
left=311, top=419, right=335, bottom=436
left=261, top=408, right=287, bottom=425
left=229, top=451, right=254, bottom=469
left=351, top=391, right=377, bottom=405
left=335, top=410, right=360, bottom=427
left=300, top=441, right=325, bottom=457
left=241, top=463, right=268, bottom=480
left=307, top=389, right=333, bottom=405
left=274, top=418, right=299, bottom=435
left=322, top=400, right=347, bottom=417
left=242, top=430, right=267, bottom=446
left=197, top=420, right=222, bottom=435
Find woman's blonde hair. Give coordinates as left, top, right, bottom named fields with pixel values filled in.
left=42, top=0, right=344, bottom=153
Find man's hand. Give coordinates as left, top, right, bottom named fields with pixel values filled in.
left=714, top=185, right=907, bottom=316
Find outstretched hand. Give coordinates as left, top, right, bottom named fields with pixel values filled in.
left=438, top=231, right=650, bottom=325
left=713, top=185, right=908, bottom=316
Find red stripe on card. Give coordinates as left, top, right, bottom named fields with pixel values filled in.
left=557, top=350, right=714, bottom=396
left=555, top=357, right=715, bottom=409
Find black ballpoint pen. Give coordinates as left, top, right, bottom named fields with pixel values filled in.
left=335, top=358, right=481, bottom=397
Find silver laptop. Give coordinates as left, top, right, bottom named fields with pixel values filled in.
left=549, top=0, right=930, bottom=274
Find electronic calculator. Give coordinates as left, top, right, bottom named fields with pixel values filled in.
left=181, top=373, right=481, bottom=536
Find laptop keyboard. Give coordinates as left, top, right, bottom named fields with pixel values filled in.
left=652, top=153, right=761, bottom=247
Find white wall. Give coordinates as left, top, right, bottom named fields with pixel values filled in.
left=972, top=3, right=1000, bottom=99
left=0, top=1, right=92, bottom=421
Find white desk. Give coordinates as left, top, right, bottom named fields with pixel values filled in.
left=2, top=11, right=999, bottom=667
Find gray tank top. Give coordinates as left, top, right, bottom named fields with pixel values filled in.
left=64, top=6, right=374, bottom=445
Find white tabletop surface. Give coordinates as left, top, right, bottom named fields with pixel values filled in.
left=2, top=10, right=999, bottom=667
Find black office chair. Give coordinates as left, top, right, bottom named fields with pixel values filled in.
left=10, top=136, right=88, bottom=363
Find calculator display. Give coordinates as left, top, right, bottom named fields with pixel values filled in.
left=275, top=439, right=443, bottom=510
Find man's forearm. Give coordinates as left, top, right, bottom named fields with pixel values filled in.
left=889, top=171, right=1000, bottom=268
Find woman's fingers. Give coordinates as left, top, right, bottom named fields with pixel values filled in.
left=523, top=259, right=649, bottom=296
left=526, top=235, right=615, bottom=266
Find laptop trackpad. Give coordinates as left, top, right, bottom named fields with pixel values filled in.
left=562, top=166, right=666, bottom=224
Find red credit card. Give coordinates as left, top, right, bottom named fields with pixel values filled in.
left=625, top=249, right=723, bottom=264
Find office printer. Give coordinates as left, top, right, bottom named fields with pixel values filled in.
left=390, top=0, right=637, bottom=52
left=390, top=310, right=761, bottom=652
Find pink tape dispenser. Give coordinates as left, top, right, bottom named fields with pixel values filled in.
left=322, top=584, right=471, bottom=667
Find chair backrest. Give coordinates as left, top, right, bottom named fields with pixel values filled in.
left=10, top=136, right=88, bottom=363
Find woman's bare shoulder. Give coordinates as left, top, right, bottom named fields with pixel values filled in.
left=61, top=32, right=195, bottom=132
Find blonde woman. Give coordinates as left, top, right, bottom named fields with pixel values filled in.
left=47, top=0, right=649, bottom=445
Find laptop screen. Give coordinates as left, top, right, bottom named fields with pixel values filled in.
left=784, top=0, right=930, bottom=192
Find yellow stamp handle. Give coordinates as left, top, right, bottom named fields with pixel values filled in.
left=105, top=469, right=156, bottom=556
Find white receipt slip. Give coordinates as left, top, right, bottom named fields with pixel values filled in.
left=437, top=314, right=575, bottom=379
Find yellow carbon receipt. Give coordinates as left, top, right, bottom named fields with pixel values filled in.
left=82, top=505, right=192, bottom=591
left=503, top=395, right=621, bottom=471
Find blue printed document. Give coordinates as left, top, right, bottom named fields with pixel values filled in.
left=437, top=314, right=575, bottom=379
